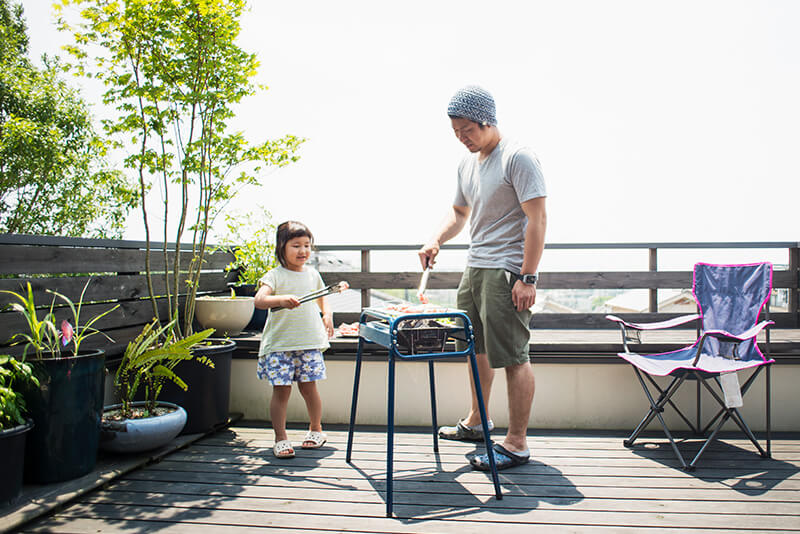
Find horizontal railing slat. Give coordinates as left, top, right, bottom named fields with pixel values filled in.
left=0, top=273, right=233, bottom=309
left=321, top=270, right=796, bottom=290
left=330, top=312, right=796, bottom=330
left=0, top=244, right=233, bottom=275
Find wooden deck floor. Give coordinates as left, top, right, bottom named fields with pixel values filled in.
left=13, top=424, right=800, bottom=533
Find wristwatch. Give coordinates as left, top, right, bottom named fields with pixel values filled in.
left=520, top=273, right=538, bottom=285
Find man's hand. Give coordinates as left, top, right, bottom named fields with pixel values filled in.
left=511, top=280, right=537, bottom=312
left=418, top=242, right=440, bottom=270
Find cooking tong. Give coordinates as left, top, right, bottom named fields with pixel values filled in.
left=416, top=266, right=432, bottom=304
left=271, top=281, right=349, bottom=311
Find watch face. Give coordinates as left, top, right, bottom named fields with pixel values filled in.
left=522, top=274, right=537, bottom=284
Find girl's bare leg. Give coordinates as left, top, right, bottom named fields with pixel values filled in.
left=298, top=380, right=323, bottom=433
left=270, top=385, right=292, bottom=441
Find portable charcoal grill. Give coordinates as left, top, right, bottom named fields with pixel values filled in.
left=346, top=305, right=503, bottom=517
left=357, top=307, right=461, bottom=355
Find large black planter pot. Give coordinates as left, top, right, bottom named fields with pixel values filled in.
left=0, top=420, right=33, bottom=505
left=24, top=350, right=106, bottom=483
left=157, top=339, right=235, bottom=435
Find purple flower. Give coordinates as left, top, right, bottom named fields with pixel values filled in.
left=61, top=320, right=74, bottom=346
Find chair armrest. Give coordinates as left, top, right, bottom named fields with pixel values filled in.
left=605, top=314, right=701, bottom=331
left=704, top=320, right=775, bottom=342
left=691, top=320, right=774, bottom=365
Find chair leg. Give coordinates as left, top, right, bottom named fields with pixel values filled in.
left=468, top=351, right=502, bottom=500
left=643, top=372, right=699, bottom=434
left=626, top=368, right=689, bottom=469
left=346, top=340, right=364, bottom=464
left=766, top=364, right=772, bottom=458
left=386, top=357, right=396, bottom=518
left=695, top=375, right=769, bottom=463
left=428, top=360, right=439, bottom=453
left=696, top=379, right=702, bottom=435
left=626, top=370, right=686, bottom=445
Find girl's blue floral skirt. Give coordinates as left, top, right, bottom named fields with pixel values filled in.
left=257, top=349, right=326, bottom=386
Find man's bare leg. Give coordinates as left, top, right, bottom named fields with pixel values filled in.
left=464, top=352, right=495, bottom=427
left=501, top=361, right=535, bottom=453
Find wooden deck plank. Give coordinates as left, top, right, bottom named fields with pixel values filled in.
left=119, top=471, right=800, bottom=502
left=24, top=500, right=800, bottom=532
left=85, top=483, right=800, bottom=515
left=16, top=425, right=800, bottom=533
left=18, top=519, right=792, bottom=534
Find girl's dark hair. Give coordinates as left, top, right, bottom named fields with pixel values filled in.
left=275, top=220, right=314, bottom=267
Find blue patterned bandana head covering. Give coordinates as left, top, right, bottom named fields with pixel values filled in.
left=447, top=85, right=497, bottom=126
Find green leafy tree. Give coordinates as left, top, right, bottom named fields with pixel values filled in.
left=57, top=0, right=304, bottom=338
left=0, top=0, right=137, bottom=237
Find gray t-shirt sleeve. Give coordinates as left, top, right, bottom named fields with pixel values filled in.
left=508, top=148, right=547, bottom=203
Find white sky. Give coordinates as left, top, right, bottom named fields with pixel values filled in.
left=19, top=0, right=800, bottom=253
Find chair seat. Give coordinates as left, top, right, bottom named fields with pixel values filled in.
left=618, top=345, right=774, bottom=377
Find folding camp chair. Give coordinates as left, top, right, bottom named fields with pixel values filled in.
left=606, top=262, right=774, bottom=471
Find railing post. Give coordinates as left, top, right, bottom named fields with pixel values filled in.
left=648, top=247, right=658, bottom=313
left=361, top=248, right=371, bottom=309
left=790, top=245, right=799, bottom=328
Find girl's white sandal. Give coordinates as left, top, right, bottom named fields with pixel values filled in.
left=301, top=431, right=327, bottom=449
left=273, top=439, right=295, bottom=458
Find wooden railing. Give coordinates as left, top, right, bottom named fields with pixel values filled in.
left=316, top=242, right=800, bottom=329
left=0, top=234, right=235, bottom=358
left=2, top=236, right=798, bottom=358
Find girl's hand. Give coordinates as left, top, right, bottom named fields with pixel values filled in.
left=282, top=295, right=301, bottom=309
left=322, top=312, right=334, bottom=338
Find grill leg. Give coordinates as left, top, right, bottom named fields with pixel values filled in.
left=346, top=339, right=364, bottom=464
left=469, top=351, right=502, bottom=500
left=386, top=357, right=396, bottom=517
left=428, top=360, right=439, bottom=453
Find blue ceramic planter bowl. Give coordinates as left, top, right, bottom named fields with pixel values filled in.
left=100, top=401, right=187, bottom=453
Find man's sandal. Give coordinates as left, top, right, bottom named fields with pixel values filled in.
left=470, top=443, right=530, bottom=471
left=273, top=439, right=295, bottom=458
left=438, top=418, right=494, bottom=441
left=301, top=430, right=327, bottom=449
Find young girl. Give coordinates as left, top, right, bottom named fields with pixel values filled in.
left=254, top=221, right=334, bottom=459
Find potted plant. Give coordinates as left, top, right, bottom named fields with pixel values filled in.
left=1, top=281, right=118, bottom=483
left=194, top=288, right=257, bottom=337
left=0, top=355, right=38, bottom=505
left=59, top=0, right=304, bottom=434
left=100, top=318, right=214, bottom=453
left=205, top=206, right=279, bottom=333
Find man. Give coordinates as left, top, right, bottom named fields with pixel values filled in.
left=418, top=85, right=546, bottom=470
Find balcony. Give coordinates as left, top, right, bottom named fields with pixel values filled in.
left=1, top=235, right=799, bottom=531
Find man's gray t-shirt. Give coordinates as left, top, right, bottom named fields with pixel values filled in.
left=454, top=137, right=546, bottom=273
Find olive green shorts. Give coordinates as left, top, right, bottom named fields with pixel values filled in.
left=455, top=267, right=532, bottom=368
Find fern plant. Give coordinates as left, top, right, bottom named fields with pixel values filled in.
left=114, top=318, right=215, bottom=419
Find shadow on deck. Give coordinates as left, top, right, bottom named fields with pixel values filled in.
left=5, top=422, right=800, bottom=533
